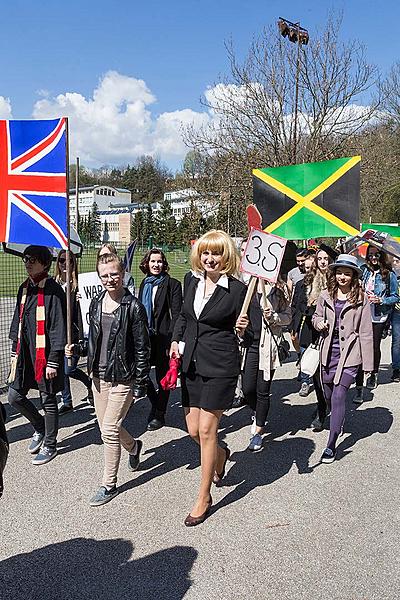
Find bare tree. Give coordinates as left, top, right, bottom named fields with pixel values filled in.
left=185, top=13, right=380, bottom=170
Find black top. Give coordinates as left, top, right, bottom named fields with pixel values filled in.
left=172, top=273, right=253, bottom=378
left=87, top=289, right=150, bottom=396
left=9, top=277, right=66, bottom=393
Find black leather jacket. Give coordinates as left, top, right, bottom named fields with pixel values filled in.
left=87, top=289, right=150, bottom=396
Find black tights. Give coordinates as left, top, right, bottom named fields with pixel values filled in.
left=242, top=346, right=274, bottom=427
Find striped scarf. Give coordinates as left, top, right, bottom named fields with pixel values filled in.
left=8, top=275, right=48, bottom=384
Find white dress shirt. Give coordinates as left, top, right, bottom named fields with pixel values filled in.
left=192, top=272, right=229, bottom=319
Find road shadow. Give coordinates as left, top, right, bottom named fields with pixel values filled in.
left=0, top=537, right=197, bottom=600
left=336, top=404, right=393, bottom=461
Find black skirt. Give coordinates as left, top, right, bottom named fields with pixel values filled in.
left=181, top=362, right=237, bottom=411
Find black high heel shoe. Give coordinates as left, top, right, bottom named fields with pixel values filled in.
left=213, top=447, right=230, bottom=486
left=184, top=496, right=212, bottom=527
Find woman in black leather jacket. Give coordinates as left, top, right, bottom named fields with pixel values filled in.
left=66, top=253, right=150, bottom=507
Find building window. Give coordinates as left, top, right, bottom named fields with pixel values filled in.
left=165, top=193, right=171, bottom=201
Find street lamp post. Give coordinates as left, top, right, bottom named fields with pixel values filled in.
left=278, top=18, right=309, bottom=164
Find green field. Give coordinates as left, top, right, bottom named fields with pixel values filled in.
left=0, top=247, right=191, bottom=297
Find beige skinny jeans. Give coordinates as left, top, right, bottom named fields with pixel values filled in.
left=92, top=377, right=136, bottom=489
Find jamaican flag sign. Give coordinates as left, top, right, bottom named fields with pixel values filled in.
left=252, top=156, right=361, bottom=239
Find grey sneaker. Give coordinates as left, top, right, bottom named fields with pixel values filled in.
left=299, top=382, right=311, bottom=397
left=32, top=446, right=57, bottom=465
left=321, top=448, right=336, bottom=464
left=89, top=486, right=119, bottom=507
left=28, top=431, right=44, bottom=454
left=128, top=439, right=143, bottom=472
left=248, top=433, right=263, bottom=452
left=353, top=387, right=364, bottom=404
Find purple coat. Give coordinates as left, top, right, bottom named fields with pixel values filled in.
left=312, top=290, right=374, bottom=385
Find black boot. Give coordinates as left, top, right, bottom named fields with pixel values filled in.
left=147, top=410, right=165, bottom=431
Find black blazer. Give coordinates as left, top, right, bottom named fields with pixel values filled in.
left=138, top=274, right=183, bottom=344
left=172, top=273, right=252, bottom=378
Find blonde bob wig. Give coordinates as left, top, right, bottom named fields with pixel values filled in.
left=191, top=230, right=240, bottom=276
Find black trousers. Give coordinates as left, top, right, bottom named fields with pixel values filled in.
left=147, top=354, right=170, bottom=417
left=355, top=320, right=387, bottom=386
left=313, top=369, right=327, bottom=420
left=8, top=385, right=58, bottom=450
left=242, top=345, right=274, bottom=427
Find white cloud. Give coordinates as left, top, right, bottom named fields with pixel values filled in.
left=0, top=96, right=12, bottom=119
left=31, top=71, right=210, bottom=167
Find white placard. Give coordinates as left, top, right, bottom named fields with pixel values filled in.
left=240, top=228, right=287, bottom=283
left=78, top=272, right=103, bottom=337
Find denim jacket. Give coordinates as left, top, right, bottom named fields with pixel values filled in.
left=361, top=266, right=399, bottom=318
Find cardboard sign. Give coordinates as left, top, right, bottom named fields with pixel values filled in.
left=240, top=228, right=287, bottom=283
left=78, top=272, right=103, bottom=337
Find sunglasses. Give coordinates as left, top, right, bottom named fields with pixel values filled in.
left=22, top=256, right=38, bottom=264
left=58, top=257, right=66, bottom=264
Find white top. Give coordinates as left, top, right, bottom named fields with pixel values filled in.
left=192, top=272, right=229, bottom=319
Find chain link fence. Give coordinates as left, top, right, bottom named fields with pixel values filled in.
left=0, top=244, right=190, bottom=387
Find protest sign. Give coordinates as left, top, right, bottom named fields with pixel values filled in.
left=239, top=228, right=287, bottom=316
left=78, top=272, right=103, bottom=337
left=240, top=228, right=287, bottom=283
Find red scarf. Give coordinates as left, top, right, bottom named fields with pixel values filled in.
left=9, top=273, right=48, bottom=384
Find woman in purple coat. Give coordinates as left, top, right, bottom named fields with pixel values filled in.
left=312, top=254, right=373, bottom=463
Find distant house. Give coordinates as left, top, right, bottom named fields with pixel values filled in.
left=69, top=185, right=132, bottom=228
left=156, top=189, right=217, bottom=222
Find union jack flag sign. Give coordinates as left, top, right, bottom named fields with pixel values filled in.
left=0, top=118, right=68, bottom=248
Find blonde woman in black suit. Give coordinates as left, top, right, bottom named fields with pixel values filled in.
left=171, top=230, right=251, bottom=526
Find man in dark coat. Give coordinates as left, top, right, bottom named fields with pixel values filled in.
left=8, top=245, right=66, bottom=465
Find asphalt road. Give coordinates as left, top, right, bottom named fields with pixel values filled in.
left=0, top=338, right=399, bottom=600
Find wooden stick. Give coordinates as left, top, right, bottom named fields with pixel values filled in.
left=239, top=276, right=257, bottom=316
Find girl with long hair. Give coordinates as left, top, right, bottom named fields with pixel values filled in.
left=242, top=273, right=291, bottom=451
left=138, top=248, right=182, bottom=430
left=170, top=230, right=251, bottom=526
left=55, top=250, right=93, bottom=413
left=312, top=254, right=373, bottom=463
left=354, top=244, right=398, bottom=400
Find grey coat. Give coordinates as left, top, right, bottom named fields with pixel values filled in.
left=312, top=290, right=374, bottom=385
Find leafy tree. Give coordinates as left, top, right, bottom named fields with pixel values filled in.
left=155, top=198, right=176, bottom=246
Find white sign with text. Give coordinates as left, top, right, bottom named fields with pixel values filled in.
left=240, top=228, right=287, bottom=283
left=78, top=272, right=103, bottom=337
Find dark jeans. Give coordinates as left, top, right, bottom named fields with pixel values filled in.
left=147, top=356, right=170, bottom=417
left=62, top=355, right=91, bottom=406
left=242, top=345, right=274, bottom=427
left=8, top=385, right=58, bottom=450
left=355, top=320, right=387, bottom=386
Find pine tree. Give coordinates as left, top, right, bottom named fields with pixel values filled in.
left=155, top=198, right=176, bottom=247
left=89, top=202, right=101, bottom=243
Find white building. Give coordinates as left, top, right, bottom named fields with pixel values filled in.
left=98, top=202, right=158, bottom=245
left=159, top=189, right=217, bottom=222
left=69, top=185, right=132, bottom=227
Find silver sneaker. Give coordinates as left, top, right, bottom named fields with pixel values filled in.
left=299, top=382, right=311, bottom=397
left=28, top=431, right=44, bottom=454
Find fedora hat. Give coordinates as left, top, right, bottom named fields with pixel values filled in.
left=328, top=253, right=361, bottom=275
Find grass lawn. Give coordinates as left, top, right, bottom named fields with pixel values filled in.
left=0, top=247, right=191, bottom=297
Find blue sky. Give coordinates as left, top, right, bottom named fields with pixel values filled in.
left=1, top=0, right=398, bottom=169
